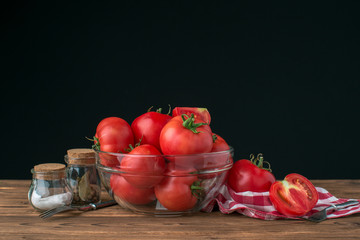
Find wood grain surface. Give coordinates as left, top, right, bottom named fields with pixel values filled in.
left=0, top=180, right=359, bottom=240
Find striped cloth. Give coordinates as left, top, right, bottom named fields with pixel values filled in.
left=203, top=184, right=360, bottom=220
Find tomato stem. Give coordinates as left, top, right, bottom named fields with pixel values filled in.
left=135, top=135, right=143, bottom=147
left=250, top=153, right=272, bottom=172
left=212, top=134, right=218, bottom=143
left=87, top=136, right=100, bottom=151
left=256, top=154, right=264, bottom=168
left=148, top=105, right=171, bottom=115
left=125, top=144, right=136, bottom=152
left=181, top=114, right=207, bottom=134
left=262, top=160, right=272, bottom=172
left=166, top=104, right=172, bottom=115
left=147, top=106, right=154, bottom=112
left=85, top=136, right=94, bottom=142
left=190, top=181, right=204, bottom=199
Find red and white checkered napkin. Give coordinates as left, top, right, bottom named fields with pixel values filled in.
left=203, top=184, right=360, bottom=220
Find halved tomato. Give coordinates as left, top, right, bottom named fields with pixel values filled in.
left=269, top=173, right=319, bottom=217
left=172, top=107, right=211, bottom=125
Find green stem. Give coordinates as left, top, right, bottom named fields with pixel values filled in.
left=191, top=185, right=203, bottom=190
left=212, top=134, right=218, bottom=143
left=181, top=114, right=207, bottom=134
left=250, top=153, right=272, bottom=172
left=147, top=106, right=154, bottom=112
left=257, top=153, right=264, bottom=169
left=190, top=181, right=204, bottom=199
left=87, top=136, right=100, bottom=151
left=166, top=104, right=172, bottom=115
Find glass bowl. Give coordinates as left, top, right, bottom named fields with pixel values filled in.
left=95, top=147, right=234, bottom=216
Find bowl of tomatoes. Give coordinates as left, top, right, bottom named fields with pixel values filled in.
left=92, top=106, right=234, bottom=216
left=96, top=147, right=233, bottom=216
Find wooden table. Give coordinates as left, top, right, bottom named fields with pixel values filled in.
left=0, top=180, right=359, bottom=240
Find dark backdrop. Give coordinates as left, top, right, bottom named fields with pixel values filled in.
left=1, top=1, right=359, bottom=180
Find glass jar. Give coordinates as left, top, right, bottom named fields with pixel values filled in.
left=65, top=148, right=101, bottom=206
left=28, top=163, right=73, bottom=211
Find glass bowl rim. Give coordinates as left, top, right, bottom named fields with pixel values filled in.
left=94, top=146, right=234, bottom=158
left=95, top=147, right=234, bottom=176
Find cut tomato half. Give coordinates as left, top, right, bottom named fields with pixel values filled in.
left=269, top=173, right=319, bottom=217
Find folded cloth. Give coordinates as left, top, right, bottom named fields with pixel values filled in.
left=202, top=184, right=360, bottom=220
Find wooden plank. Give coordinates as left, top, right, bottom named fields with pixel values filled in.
left=0, top=180, right=359, bottom=240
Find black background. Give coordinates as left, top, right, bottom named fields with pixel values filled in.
left=1, top=1, right=359, bottom=180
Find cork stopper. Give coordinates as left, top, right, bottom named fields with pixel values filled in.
left=66, top=148, right=96, bottom=165
left=33, top=163, right=66, bottom=180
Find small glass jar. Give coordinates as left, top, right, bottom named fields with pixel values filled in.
left=65, top=148, right=101, bottom=206
left=28, top=163, right=73, bottom=211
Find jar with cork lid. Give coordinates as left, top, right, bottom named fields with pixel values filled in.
left=65, top=148, right=101, bottom=205
left=28, top=163, right=73, bottom=211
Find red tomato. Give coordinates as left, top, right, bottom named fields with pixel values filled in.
left=211, top=134, right=230, bottom=152
left=110, top=174, right=156, bottom=205
left=197, top=134, right=233, bottom=179
left=120, top=144, right=166, bottom=188
left=131, top=109, right=172, bottom=150
left=227, top=154, right=276, bottom=192
left=94, top=117, right=134, bottom=167
left=172, top=107, right=211, bottom=124
left=154, top=163, right=201, bottom=211
left=160, top=114, right=213, bottom=155
left=269, top=173, right=319, bottom=217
